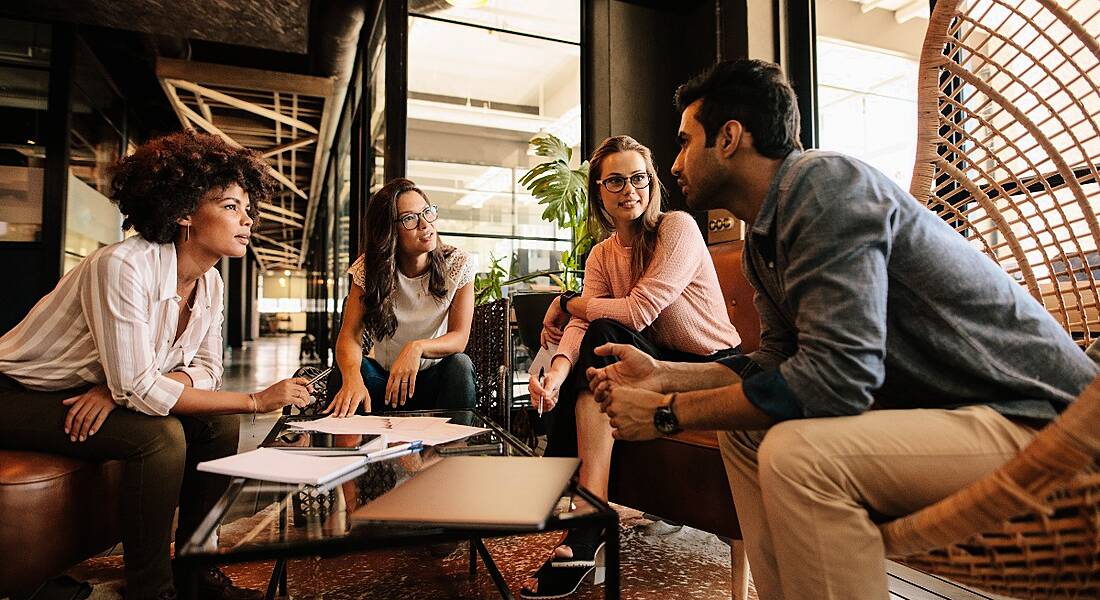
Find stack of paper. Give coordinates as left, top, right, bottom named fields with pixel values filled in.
left=288, top=415, right=489, bottom=446
left=197, top=448, right=366, bottom=486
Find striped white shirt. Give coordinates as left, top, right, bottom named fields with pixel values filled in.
left=0, top=236, right=224, bottom=416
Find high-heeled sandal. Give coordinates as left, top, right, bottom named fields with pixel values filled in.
left=519, top=545, right=606, bottom=599
left=550, top=526, right=604, bottom=568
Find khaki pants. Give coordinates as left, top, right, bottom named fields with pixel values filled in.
left=719, top=405, right=1038, bottom=600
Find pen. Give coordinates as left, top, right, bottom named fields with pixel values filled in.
left=306, top=367, right=333, bottom=387
left=538, top=367, right=545, bottom=417
left=367, top=440, right=423, bottom=460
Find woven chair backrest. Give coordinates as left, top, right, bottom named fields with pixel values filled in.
left=910, top=0, right=1100, bottom=347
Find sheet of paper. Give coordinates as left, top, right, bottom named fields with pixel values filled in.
left=408, top=422, right=491, bottom=446
left=528, top=343, right=558, bottom=379
left=197, top=448, right=366, bottom=486
left=286, top=415, right=489, bottom=446
left=287, top=415, right=449, bottom=435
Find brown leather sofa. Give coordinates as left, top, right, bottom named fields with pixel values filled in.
left=0, top=452, right=123, bottom=596
left=608, top=240, right=758, bottom=596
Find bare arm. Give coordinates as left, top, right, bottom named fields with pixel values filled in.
left=334, top=283, right=369, bottom=388
left=170, top=388, right=254, bottom=415
left=657, top=361, right=742, bottom=392
left=676, top=383, right=775, bottom=431
left=600, top=381, right=774, bottom=441
left=586, top=342, right=742, bottom=398
left=164, top=371, right=310, bottom=415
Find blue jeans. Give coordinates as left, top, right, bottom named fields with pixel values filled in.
left=326, top=353, right=477, bottom=413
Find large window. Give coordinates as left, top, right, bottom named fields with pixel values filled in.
left=817, top=38, right=918, bottom=189
left=814, top=0, right=927, bottom=190
left=0, top=19, right=50, bottom=243
left=65, top=38, right=126, bottom=272
left=405, top=2, right=581, bottom=286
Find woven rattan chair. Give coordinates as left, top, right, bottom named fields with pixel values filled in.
left=879, top=0, right=1100, bottom=597
left=468, top=297, right=512, bottom=430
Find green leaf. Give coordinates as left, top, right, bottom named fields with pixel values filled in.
left=521, top=134, right=590, bottom=292
left=527, top=133, right=573, bottom=163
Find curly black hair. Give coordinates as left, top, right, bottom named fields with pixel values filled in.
left=109, top=130, right=276, bottom=243
left=674, top=59, right=803, bottom=159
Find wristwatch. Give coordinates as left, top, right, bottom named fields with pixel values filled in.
left=559, top=290, right=580, bottom=315
left=654, top=393, right=683, bottom=436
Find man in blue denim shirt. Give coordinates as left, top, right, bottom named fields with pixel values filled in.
left=587, top=60, right=1098, bottom=600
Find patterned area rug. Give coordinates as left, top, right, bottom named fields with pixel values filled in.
left=68, top=505, right=757, bottom=599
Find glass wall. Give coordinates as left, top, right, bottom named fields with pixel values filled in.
left=0, top=19, right=50, bottom=243
left=405, top=1, right=580, bottom=287
left=814, top=0, right=927, bottom=190
left=65, top=37, right=126, bottom=272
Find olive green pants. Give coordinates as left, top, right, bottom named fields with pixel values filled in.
left=0, top=374, right=238, bottom=600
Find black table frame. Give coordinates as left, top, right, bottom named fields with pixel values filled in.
left=176, top=410, right=620, bottom=600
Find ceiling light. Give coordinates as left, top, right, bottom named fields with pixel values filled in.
left=445, top=0, right=489, bottom=7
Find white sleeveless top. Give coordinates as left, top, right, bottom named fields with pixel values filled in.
left=347, top=249, right=475, bottom=370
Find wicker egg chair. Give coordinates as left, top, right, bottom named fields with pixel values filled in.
left=879, top=0, right=1100, bottom=598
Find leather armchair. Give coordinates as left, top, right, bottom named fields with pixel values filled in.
left=0, top=451, right=123, bottom=596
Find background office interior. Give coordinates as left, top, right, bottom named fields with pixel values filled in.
left=0, top=0, right=929, bottom=382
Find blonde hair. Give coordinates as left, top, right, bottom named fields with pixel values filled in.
left=587, top=135, right=665, bottom=283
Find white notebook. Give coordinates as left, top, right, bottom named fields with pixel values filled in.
left=197, top=448, right=366, bottom=486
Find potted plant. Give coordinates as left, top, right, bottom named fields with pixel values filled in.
left=518, top=132, right=592, bottom=292
left=473, top=132, right=591, bottom=304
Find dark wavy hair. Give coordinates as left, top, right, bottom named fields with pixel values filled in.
left=674, top=59, right=803, bottom=159
left=588, top=136, right=666, bottom=285
left=109, top=130, right=275, bottom=242
left=358, top=178, right=453, bottom=342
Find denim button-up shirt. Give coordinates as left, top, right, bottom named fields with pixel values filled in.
left=718, top=150, right=1097, bottom=421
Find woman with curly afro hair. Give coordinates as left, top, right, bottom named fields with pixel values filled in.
left=0, top=130, right=316, bottom=600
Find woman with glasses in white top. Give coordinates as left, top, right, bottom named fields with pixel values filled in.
left=326, top=178, right=476, bottom=416
left=0, top=131, right=314, bottom=600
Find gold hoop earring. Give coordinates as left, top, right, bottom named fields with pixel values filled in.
left=184, top=225, right=190, bottom=241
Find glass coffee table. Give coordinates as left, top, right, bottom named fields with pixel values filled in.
left=176, top=409, right=620, bottom=599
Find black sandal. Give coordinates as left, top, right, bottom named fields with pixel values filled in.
left=550, top=527, right=604, bottom=568
left=519, top=557, right=605, bottom=599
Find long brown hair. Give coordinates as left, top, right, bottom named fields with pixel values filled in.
left=358, top=178, right=451, bottom=342
left=587, top=136, right=665, bottom=283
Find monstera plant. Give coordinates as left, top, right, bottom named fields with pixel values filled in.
left=518, top=132, right=591, bottom=292
left=473, top=133, right=591, bottom=305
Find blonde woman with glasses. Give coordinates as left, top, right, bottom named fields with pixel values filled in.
left=522, top=136, right=742, bottom=598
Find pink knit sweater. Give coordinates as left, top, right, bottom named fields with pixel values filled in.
left=556, top=211, right=741, bottom=367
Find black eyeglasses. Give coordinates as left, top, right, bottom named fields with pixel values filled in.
left=597, top=173, right=651, bottom=193
left=394, top=205, right=439, bottom=230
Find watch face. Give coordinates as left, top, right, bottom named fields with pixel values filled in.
left=654, top=406, right=679, bottom=434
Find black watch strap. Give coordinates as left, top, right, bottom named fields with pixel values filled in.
left=559, top=291, right=579, bottom=314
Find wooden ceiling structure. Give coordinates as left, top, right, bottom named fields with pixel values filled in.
left=156, top=57, right=337, bottom=271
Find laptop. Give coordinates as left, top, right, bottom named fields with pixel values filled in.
left=351, top=456, right=580, bottom=530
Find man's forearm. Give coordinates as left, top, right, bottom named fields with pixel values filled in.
left=659, top=362, right=742, bottom=392
left=676, top=383, right=775, bottom=431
